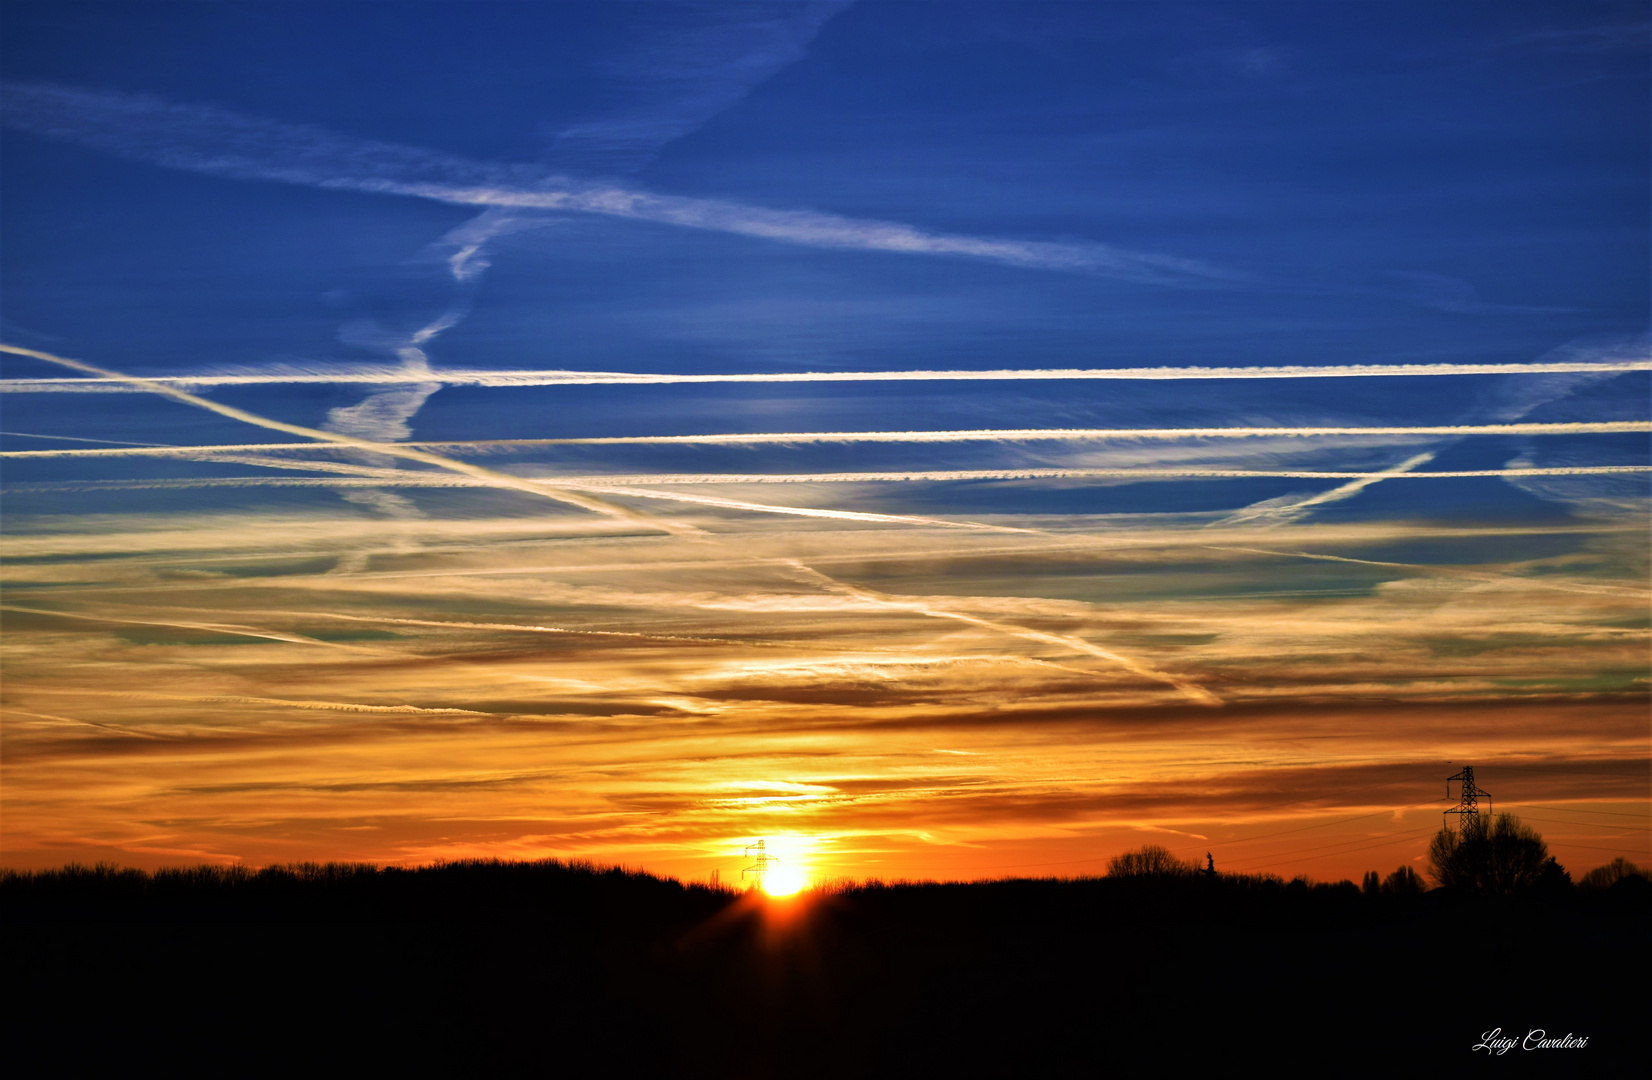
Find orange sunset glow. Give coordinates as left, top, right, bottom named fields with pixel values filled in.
left=3, top=505, right=1647, bottom=883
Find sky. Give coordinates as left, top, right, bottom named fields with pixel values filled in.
left=1, top=0, right=1648, bottom=885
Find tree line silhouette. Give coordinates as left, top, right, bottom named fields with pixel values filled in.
left=1102, top=812, right=1646, bottom=903
left=3, top=814, right=1645, bottom=1074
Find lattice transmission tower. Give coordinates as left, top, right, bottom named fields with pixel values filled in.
left=1443, top=764, right=1492, bottom=833
left=742, top=839, right=778, bottom=892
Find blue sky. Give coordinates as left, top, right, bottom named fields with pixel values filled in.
left=1, top=2, right=1647, bottom=878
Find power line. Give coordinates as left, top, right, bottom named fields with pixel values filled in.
left=1171, top=801, right=1438, bottom=854
left=1513, top=815, right=1652, bottom=833
left=1223, top=825, right=1439, bottom=871
left=1160, top=772, right=1447, bottom=855
left=1224, top=830, right=1440, bottom=873
left=1222, top=826, right=1439, bottom=873
left=1550, top=839, right=1652, bottom=855
left=1506, top=803, right=1651, bottom=819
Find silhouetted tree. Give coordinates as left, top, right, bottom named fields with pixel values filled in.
left=1107, top=845, right=1194, bottom=877
left=1427, top=813, right=1551, bottom=895
left=1361, top=870, right=1381, bottom=895
left=1530, top=856, right=1573, bottom=899
left=1380, top=865, right=1425, bottom=896
left=1578, top=857, right=1647, bottom=891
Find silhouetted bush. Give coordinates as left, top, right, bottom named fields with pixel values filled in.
left=1380, top=865, right=1426, bottom=896
left=1579, top=856, right=1648, bottom=891
left=1106, top=844, right=1195, bottom=877
left=1427, top=813, right=1554, bottom=896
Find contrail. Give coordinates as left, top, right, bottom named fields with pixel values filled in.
left=558, top=483, right=1036, bottom=532
left=0, top=430, right=179, bottom=446
left=3, top=420, right=1643, bottom=459
left=4, top=357, right=1647, bottom=392
left=781, top=561, right=1222, bottom=707
left=0, top=343, right=696, bottom=536
left=1201, top=546, right=1651, bottom=599
left=164, top=608, right=807, bottom=650
left=1, top=440, right=391, bottom=459
left=535, top=465, right=1652, bottom=483
left=430, top=422, right=1647, bottom=445
left=0, top=81, right=1228, bottom=285
left=35, top=686, right=490, bottom=716
left=0, top=349, right=1204, bottom=692
left=7, top=465, right=1648, bottom=493
left=0, top=603, right=385, bottom=651
left=1211, top=452, right=1437, bottom=528
left=2, top=707, right=168, bottom=739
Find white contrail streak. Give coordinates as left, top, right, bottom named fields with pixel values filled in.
left=3, top=708, right=168, bottom=739
left=3, top=420, right=1644, bottom=460
left=171, top=608, right=805, bottom=650
left=783, top=561, right=1221, bottom=707
left=0, top=82, right=1226, bottom=284
left=0, top=343, right=696, bottom=535
left=0, top=353, right=1199, bottom=688
left=35, top=686, right=490, bottom=716
left=438, top=422, right=1648, bottom=445
left=1201, top=547, right=1650, bottom=598
left=1212, top=452, right=1437, bottom=528
left=546, top=465, right=1650, bottom=483
left=0, top=603, right=382, bottom=651
left=0, top=430, right=178, bottom=446
left=6, top=465, right=1649, bottom=493
left=0, top=441, right=374, bottom=458
left=4, top=358, right=1647, bottom=392
left=558, top=483, right=1034, bottom=531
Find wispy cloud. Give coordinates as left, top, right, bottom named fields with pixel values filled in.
left=0, top=81, right=1232, bottom=284
left=6, top=480, right=1643, bottom=872
left=546, top=1, right=854, bottom=176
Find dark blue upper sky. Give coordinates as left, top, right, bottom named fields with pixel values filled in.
left=1, top=1, right=1647, bottom=522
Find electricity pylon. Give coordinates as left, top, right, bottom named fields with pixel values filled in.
left=1444, top=764, right=1492, bottom=833
left=742, top=839, right=778, bottom=892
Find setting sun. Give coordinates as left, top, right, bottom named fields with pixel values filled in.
left=762, top=868, right=807, bottom=897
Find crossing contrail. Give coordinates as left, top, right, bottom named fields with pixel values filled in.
left=0, top=342, right=696, bottom=535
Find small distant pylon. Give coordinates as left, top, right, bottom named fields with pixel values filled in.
left=742, top=839, right=778, bottom=892
left=1444, top=764, right=1492, bottom=832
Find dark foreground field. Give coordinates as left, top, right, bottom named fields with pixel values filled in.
left=5, top=861, right=1647, bottom=1075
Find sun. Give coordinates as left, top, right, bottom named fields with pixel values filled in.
left=762, top=867, right=807, bottom=896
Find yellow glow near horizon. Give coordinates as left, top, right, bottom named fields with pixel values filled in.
left=2, top=500, right=1647, bottom=883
